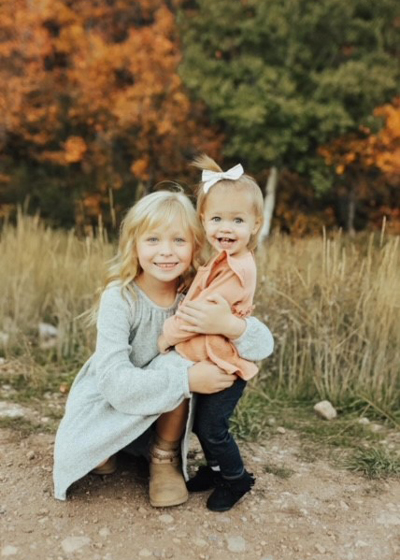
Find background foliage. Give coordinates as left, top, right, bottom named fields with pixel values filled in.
left=0, top=0, right=399, bottom=233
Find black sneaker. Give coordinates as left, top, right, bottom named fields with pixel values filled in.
left=186, top=465, right=222, bottom=492
left=206, top=470, right=255, bottom=512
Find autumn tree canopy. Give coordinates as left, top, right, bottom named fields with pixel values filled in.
left=0, top=0, right=398, bottom=233
left=0, top=0, right=221, bottom=227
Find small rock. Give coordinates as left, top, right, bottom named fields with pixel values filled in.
left=38, top=322, right=58, bottom=339
left=98, top=527, right=110, bottom=538
left=314, top=400, right=337, bottom=420
left=267, top=417, right=276, bottom=426
left=138, top=550, right=152, bottom=557
left=357, top=417, right=370, bottom=425
left=38, top=323, right=59, bottom=350
left=276, top=427, right=286, bottom=434
left=369, top=423, right=383, bottom=433
left=0, top=333, right=9, bottom=346
left=376, top=512, right=400, bottom=525
left=59, top=383, right=69, bottom=394
left=0, top=402, right=29, bottom=419
left=193, top=539, right=207, bottom=548
left=226, top=536, right=246, bottom=553
left=1, top=546, right=18, bottom=557
left=26, top=451, right=35, bottom=460
left=315, top=544, right=326, bottom=554
left=61, top=536, right=91, bottom=554
left=159, top=514, right=174, bottom=524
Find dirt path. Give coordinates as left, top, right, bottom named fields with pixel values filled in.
left=1, top=425, right=399, bottom=560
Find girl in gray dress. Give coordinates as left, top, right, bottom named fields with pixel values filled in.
left=53, top=190, right=272, bottom=505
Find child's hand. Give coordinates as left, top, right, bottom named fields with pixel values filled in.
left=188, top=361, right=237, bottom=394
left=176, top=294, right=246, bottom=339
left=158, top=334, right=171, bottom=354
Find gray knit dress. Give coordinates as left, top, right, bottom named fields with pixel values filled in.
left=53, top=283, right=274, bottom=500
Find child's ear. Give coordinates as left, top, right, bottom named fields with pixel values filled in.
left=252, top=218, right=262, bottom=235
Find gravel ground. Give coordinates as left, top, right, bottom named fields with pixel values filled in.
left=1, top=419, right=399, bottom=560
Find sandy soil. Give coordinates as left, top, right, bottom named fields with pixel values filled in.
left=1, top=423, right=399, bottom=560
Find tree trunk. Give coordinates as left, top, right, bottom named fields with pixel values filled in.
left=259, top=166, right=278, bottom=241
left=347, top=183, right=356, bottom=236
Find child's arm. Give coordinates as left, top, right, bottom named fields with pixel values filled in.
left=94, top=287, right=237, bottom=414
left=176, top=296, right=274, bottom=361
left=162, top=268, right=241, bottom=347
left=176, top=293, right=246, bottom=338
left=94, top=287, right=191, bottom=415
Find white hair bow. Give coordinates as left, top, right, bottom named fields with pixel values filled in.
left=202, top=164, right=244, bottom=193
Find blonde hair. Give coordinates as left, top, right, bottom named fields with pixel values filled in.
left=88, top=190, right=204, bottom=323
left=193, top=154, right=264, bottom=251
left=111, top=189, right=203, bottom=288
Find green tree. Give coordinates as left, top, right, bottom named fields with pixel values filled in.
left=178, top=0, right=400, bottom=230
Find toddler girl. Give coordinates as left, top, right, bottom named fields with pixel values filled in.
left=53, top=189, right=273, bottom=505
left=150, top=155, right=273, bottom=511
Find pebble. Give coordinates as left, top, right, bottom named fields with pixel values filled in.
left=369, top=423, right=383, bottom=433
left=99, top=527, right=110, bottom=538
left=226, top=536, right=246, bottom=553
left=314, top=400, right=337, bottom=420
left=138, top=549, right=152, bottom=557
left=357, top=417, right=370, bottom=425
left=0, top=333, right=9, bottom=346
left=193, top=539, right=207, bottom=548
left=38, top=322, right=59, bottom=349
left=376, top=512, right=400, bottom=525
left=315, top=544, right=326, bottom=554
left=1, top=546, right=18, bottom=557
left=26, top=451, right=35, bottom=460
left=159, top=514, right=174, bottom=524
left=276, top=427, right=286, bottom=434
left=267, top=417, right=276, bottom=426
left=61, top=536, right=91, bottom=554
left=0, top=402, right=29, bottom=419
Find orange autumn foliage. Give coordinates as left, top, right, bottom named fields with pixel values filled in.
left=319, top=99, right=400, bottom=233
left=0, top=0, right=222, bottom=224
left=319, top=98, right=400, bottom=176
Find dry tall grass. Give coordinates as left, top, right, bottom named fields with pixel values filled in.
left=1, top=214, right=399, bottom=416
left=0, top=212, right=113, bottom=363
left=256, top=229, right=400, bottom=417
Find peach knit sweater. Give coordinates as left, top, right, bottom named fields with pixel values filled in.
left=163, top=250, right=258, bottom=380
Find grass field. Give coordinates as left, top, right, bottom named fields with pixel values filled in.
left=0, top=214, right=399, bottom=426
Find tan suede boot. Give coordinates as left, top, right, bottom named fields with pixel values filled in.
left=91, top=455, right=117, bottom=475
left=149, top=436, right=188, bottom=508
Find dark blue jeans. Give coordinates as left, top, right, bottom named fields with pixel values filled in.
left=193, top=378, right=247, bottom=480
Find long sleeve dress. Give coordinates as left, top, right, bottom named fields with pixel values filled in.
left=53, top=282, right=274, bottom=500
